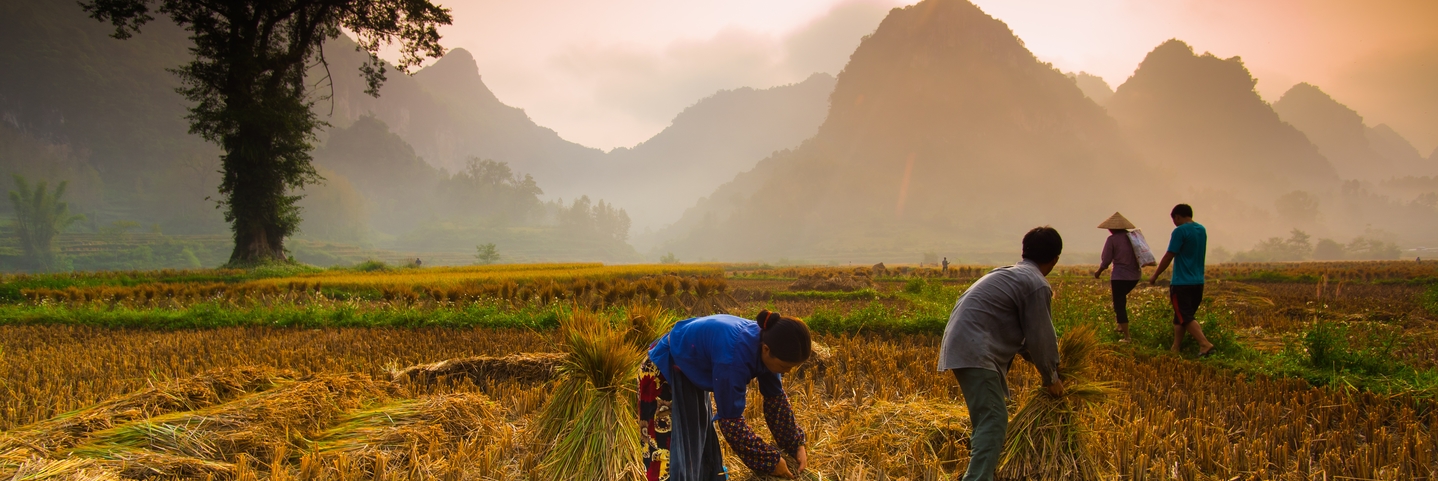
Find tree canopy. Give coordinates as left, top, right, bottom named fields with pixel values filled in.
left=81, top=0, right=451, bottom=266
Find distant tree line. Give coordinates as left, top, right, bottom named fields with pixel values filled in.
left=1229, top=229, right=1401, bottom=262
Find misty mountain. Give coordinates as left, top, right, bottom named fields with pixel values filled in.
left=1069, top=72, right=1114, bottom=105
left=0, top=0, right=225, bottom=234
left=655, top=0, right=1152, bottom=262
left=301, top=116, right=643, bottom=262
left=1272, top=83, right=1431, bottom=180
left=1108, top=40, right=1339, bottom=198
left=320, top=42, right=606, bottom=197
left=586, top=73, right=835, bottom=232
left=310, top=116, right=442, bottom=237
left=1365, top=124, right=1430, bottom=176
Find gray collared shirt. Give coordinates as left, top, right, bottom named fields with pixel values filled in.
left=937, top=259, right=1061, bottom=397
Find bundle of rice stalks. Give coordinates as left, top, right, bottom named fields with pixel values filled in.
left=0, top=367, right=293, bottom=457
left=997, top=324, right=1116, bottom=481
left=310, top=392, right=504, bottom=478
left=686, top=278, right=738, bottom=315
left=622, top=303, right=678, bottom=351
left=657, top=277, right=687, bottom=312
left=791, top=341, right=833, bottom=380
left=536, top=310, right=646, bottom=481
left=742, top=396, right=969, bottom=480
left=69, top=374, right=394, bottom=475
left=388, top=352, right=563, bottom=386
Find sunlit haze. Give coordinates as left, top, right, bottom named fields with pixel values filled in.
left=422, top=0, right=1436, bottom=152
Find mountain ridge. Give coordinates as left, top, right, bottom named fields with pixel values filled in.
left=1107, top=40, right=1339, bottom=199
left=655, top=0, right=1157, bottom=261
left=1272, top=82, right=1431, bottom=180
left=593, top=73, right=836, bottom=233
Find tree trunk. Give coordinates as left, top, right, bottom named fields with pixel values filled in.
left=223, top=126, right=296, bottom=267
left=228, top=222, right=288, bottom=266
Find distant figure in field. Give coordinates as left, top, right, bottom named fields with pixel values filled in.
left=938, top=227, right=1065, bottom=481
left=415, top=257, right=422, bottom=266
left=1149, top=204, right=1216, bottom=357
left=1093, top=212, right=1140, bottom=341
left=942, top=257, right=950, bottom=272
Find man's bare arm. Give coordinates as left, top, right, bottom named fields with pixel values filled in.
left=1150, top=251, right=1176, bottom=285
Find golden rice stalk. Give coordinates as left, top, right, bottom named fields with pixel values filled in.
left=537, top=310, right=646, bottom=481
left=998, top=324, right=1117, bottom=481
left=389, top=352, right=563, bottom=386
left=0, top=366, right=293, bottom=456
left=69, top=374, right=394, bottom=469
left=534, top=311, right=605, bottom=444
left=311, top=393, right=504, bottom=477
left=623, top=303, right=678, bottom=351
left=3, top=457, right=125, bottom=481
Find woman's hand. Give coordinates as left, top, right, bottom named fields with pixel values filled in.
left=772, top=457, right=794, bottom=478
left=796, top=446, right=808, bottom=472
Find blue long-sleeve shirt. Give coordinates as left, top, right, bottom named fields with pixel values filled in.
left=648, top=314, right=784, bottom=419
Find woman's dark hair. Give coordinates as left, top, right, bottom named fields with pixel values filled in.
left=1171, top=203, right=1194, bottom=218
left=1108, top=229, right=1128, bottom=235
left=755, top=310, right=811, bottom=363
left=1021, top=226, right=1063, bottom=264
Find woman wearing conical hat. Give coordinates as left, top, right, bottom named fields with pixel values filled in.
left=1093, top=212, right=1139, bottom=341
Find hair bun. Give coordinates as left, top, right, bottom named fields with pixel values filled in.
left=755, top=310, right=781, bottom=330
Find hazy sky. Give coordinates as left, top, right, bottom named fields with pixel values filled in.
left=419, top=0, right=1438, bottom=152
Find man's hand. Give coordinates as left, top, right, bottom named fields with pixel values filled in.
left=1046, top=378, right=1065, bottom=397
left=1093, top=270, right=1101, bottom=279
left=795, top=446, right=808, bottom=473
left=773, top=457, right=794, bottom=478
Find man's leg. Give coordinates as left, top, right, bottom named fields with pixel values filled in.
left=1170, top=285, right=1213, bottom=353
left=1186, top=321, right=1214, bottom=352
left=953, top=368, right=1007, bottom=481
left=1182, top=285, right=1214, bottom=353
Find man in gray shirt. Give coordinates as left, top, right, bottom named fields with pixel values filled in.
left=938, top=226, right=1065, bottom=481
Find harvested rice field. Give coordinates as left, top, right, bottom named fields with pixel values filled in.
left=1, top=261, right=1436, bottom=480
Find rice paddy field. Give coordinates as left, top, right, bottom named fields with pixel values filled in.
left=1, top=261, right=1436, bottom=480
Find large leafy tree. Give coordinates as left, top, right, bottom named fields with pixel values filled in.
left=8, top=175, right=86, bottom=271
left=82, top=0, right=451, bottom=266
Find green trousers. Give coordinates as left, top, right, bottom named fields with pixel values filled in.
left=953, top=368, right=1007, bottom=481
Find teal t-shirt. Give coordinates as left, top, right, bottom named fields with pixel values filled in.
left=1167, top=221, right=1206, bottom=285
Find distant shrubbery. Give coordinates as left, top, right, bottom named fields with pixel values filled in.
left=1232, top=229, right=1401, bottom=262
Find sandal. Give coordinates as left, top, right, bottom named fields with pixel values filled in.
left=1197, top=348, right=1216, bottom=358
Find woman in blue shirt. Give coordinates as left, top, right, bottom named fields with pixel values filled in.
left=638, top=310, right=812, bottom=480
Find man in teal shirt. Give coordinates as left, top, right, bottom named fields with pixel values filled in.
left=1149, top=204, right=1216, bottom=357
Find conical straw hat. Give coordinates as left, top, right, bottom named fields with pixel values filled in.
left=1097, top=212, right=1136, bottom=230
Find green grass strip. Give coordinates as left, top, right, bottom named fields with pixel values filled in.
left=0, top=302, right=563, bottom=330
